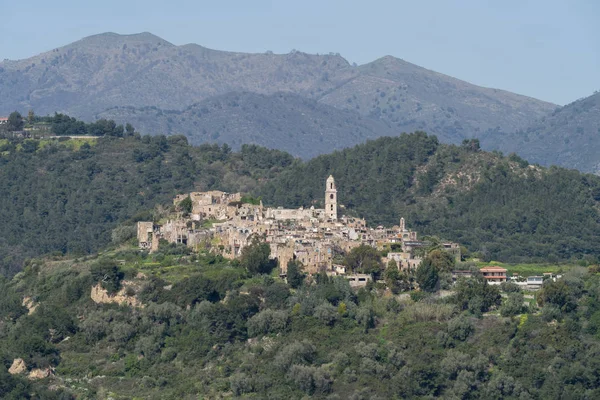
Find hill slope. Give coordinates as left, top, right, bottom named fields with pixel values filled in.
left=96, top=92, right=395, bottom=158
left=0, top=246, right=598, bottom=398
left=2, top=129, right=600, bottom=278
left=0, top=134, right=293, bottom=276
left=0, top=32, right=352, bottom=118
left=482, top=92, right=600, bottom=173
left=320, top=56, right=555, bottom=144
left=256, top=134, right=600, bottom=263
left=0, top=32, right=555, bottom=147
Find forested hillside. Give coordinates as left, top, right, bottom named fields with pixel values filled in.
left=2, top=128, right=600, bottom=277
left=257, top=134, right=600, bottom=263
left=0, top=133, right=292, bottom=276
left=481, top=91, right=600, bottom=173
left=2, top=243, right=600, bottom=398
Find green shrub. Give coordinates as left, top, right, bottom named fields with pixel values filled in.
left=247, top=309, right=290, bottom=337
left=500, top=292, right=526, bottom=317
left=90, top=259, right=124, bottom=295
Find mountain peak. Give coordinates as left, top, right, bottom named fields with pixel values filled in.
left=67, top=32, right=174, bottom=50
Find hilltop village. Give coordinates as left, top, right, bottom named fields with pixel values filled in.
left=137, top=176, right=461, bottom=279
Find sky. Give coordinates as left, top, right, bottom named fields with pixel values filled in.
left=1, top=0, right=598, bottom=105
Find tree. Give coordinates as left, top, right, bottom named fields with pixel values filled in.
left=384, top=261, right=402, bottom=294
left=239, top=235, right=276, bottom=275
left=178, top=195, right=193, bottom=215
left=537, top=279, right=579, bottom=313
left=7, top=111, right=24, bottom=131
left=125, top=123, right=135, bottom=136
left=500, top=292, right=526, bottom=317
left=416, top=259, right=439, bottom=292
left=344, top=244, right=384, bottom=279
left=27, top=109, right=35, bottom=123
left=314, top=302, right=338, bottom=326
left=500, top=281, right=521, bottom=293
left=453, top=275, right=501, bottom=315
left=425, top=250, right=455, bottom=273
left=91, top=259, right=124, bottom=294
left=286, top=259, right=305, bottom=288
left=461, top=138, right=480, bottom=152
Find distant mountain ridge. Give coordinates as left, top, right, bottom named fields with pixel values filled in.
left=481, top=91, right=600, bottom=173
left=0, top=32, right=556, bottom=154
left=96, top=92, right=395, bottom=158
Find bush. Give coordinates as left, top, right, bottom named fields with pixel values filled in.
left=355, top=305, right=375, bottom=332
left=111, top=322, right=136, bottom=344
left=314, top=302, right=339, bottom=326
left=63, top=274, right=93, bottom=304
left=288, top=365, right=332, bottom=395
left=286, top=259, right=305, bottom=288
left=541, top=304, right=562, bottom=322
left=230, top=372, right=255, bottom=396
left=274, top=340, right=316, bottom=370
left=90, top=259, right=124, bottom=295
left=111, top=224, right=136, bottom=244
left=247, top=309, right=290, bottom=337
left=453, top=276, right=501, bottom=315
left=500, top=292, right=526, bottom=317
left=403, top=302, right=456, bottom=323
left=446, top=315, right=475, bottom=342
left=500, top=281, right=521, bottom=293
left=537, top=279, right=580, bottom=313
left=410, top=291, right=430, bottom=302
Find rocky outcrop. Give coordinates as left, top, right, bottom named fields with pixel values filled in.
left=8, top=358, right=27, bottom=374
left=22, top=296, right=38, bottom=315
left=8, top=358, right=53, bottom=380
left=90, top=281, right=142, bottom=307
left=28, top=368, right=52, bottom=380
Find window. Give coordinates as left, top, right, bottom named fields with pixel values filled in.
left=330, top=194, right=334, bottom=199
left=330, top=183, right=333, bottom=189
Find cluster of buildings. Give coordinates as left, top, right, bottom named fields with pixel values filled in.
left=137, top=176, right=461, bottom=278
left=454, top=266, right=558, bottom=290
left=136, top=175, right=559, bottom=291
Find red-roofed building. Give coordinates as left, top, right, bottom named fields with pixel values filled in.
left=480, top=266, right=507, bottom=285
left=0, top=117, right=8, bottom=125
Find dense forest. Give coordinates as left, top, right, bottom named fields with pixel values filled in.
left=0, top=111, right=137, bottom=137
left=2, top=126, right=600, bottom=276
left=1, top=243, right=600, bottom=398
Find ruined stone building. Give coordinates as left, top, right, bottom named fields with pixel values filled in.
left=137, top=175, right=459, bottom=276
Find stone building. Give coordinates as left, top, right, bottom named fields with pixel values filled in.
left=137, top=175, right=459, bottom=278
left=325, top=175, right=337, bottom=221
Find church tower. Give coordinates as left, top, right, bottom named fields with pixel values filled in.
left=325, top=175, right=337, bottom=221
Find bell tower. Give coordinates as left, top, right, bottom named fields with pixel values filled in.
left=325, top=175, right=337, bottom=221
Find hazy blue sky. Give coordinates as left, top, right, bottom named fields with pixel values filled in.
left=2, top=0, right=598, bottom=105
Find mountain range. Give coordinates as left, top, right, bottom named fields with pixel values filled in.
left=481, top=91, right=600, bottom=172
left=1, top=32, right=598, bottom=171
left=95, top=92, right=395, bottom=157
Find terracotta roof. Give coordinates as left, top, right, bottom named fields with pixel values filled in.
left=479, top=266, right=507, bottom=273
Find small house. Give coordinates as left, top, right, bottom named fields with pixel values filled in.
left=479, top=266, right=508, bottom=285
